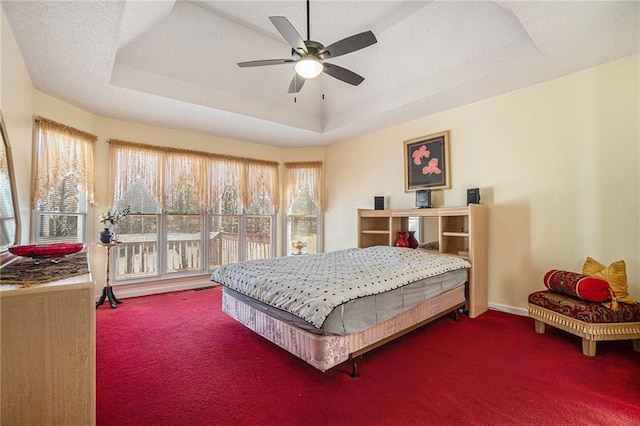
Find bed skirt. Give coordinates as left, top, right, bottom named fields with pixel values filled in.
left=222, top=284, right=466, bottom=372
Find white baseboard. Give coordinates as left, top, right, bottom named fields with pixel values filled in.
left=98, top=275, right=217, bottom=301
left=488, top=302, right=528, bottom=317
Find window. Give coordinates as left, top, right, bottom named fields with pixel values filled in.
left=32, top=117, right=96, bottom=244
left=284, top=162, right=323, bottom=255
left=208, top=157, right=243, bottom=268
left=244, top=162, right=278, bottom=261
left=109, top=140, right=278, bottom=282
left=110, top=142, right=162, bottom=278
left=165, top=152, right=206, bottom=273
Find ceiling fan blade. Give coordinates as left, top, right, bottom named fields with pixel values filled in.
left=320, top=31, right=377, bottom=59
left=322, top=63, right=365, bottom=86
left=269, top=16, right=308, bottom=54
left=237, top=59, right=294, bottom=68
left=288, top=74, right=306, bottom=93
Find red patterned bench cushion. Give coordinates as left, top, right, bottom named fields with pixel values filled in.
left=528, top=291, right=640, bottom=323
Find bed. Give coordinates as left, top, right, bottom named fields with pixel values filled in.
left=211, top=246, right=473, bottom=376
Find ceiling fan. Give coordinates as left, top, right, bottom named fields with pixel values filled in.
left=237, top=0, right=377, bottom=93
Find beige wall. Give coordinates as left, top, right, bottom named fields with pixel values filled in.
left=2, top=7, right=638, bottom=313
left=325, top=54, right=640, bottom=312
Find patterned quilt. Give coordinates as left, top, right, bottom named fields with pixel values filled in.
left=211, top=246, right=471, bottom=329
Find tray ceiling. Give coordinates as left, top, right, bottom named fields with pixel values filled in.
left=2, top=1, right=638, bottom=147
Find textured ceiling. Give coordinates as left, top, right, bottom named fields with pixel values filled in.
left=2, top=1, right=639, bottom=147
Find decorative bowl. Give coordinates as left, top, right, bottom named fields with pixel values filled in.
left=291, top=240, right=307, bottom=255
left=9, top=243, right=84, bottom=264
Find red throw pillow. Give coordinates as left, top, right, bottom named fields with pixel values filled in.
left=543, top=269, right=612, bottom=302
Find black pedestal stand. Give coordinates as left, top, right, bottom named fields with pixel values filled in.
left=95, top=241, right=123, bottom=309
left=96, top=285, right=122, bottom=309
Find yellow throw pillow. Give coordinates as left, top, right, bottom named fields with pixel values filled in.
left=582, top=257, right=636, bottom=304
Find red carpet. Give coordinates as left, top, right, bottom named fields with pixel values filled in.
left=97, top=286, right=640, bottom=425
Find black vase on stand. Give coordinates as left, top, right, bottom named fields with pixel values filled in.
left=99, top=228, right=113, bottom=244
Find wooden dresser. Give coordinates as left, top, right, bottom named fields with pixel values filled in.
left=0, top=271, right=95, bottom=425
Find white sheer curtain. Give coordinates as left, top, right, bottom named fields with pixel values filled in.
left=245, top=161, right=279, bottom=211
left=284, top=161, right=324, bottom=212
left=32, top=117, right=97, bottom=207
left=165, top=151, right=207, bottom=212
left=109, top=140, right=165, bottom=209
left=207, top=156, right=243, bottom=212
left=108, top=139, right=279, bottom=213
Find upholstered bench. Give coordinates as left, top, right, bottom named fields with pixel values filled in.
left=528, top=290, right=640, bottom=356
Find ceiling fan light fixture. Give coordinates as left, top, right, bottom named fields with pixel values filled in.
left=238, top=5, right=377, bottom=92
left=295, top=57, right=323, bottom=79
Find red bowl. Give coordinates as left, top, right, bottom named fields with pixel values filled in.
left=9, top=243, right=84, bottom=259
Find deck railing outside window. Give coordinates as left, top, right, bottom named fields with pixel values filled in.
left=114, top=227, right=272, bottom=279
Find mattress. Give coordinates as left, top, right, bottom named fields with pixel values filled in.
left=223, top=267, right=467, bottom=335
left=211, top=246, right=471, bottom=331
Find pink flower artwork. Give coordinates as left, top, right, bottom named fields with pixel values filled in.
left=412, top=144, right=442, bottom=176
left=422, top=158, right=441, bottom=175
left=412, top=145, right=430, bottom=165
left=406, top=132, right=448, bottom=191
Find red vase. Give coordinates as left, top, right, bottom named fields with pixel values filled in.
left=394, top=231, right=409, bottom=248
left=407, top=231, right=419, bottom=249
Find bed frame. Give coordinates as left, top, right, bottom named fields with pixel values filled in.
left=220, top=206, right=488, bottom=375
left=222, top=284, right=467, bottom=376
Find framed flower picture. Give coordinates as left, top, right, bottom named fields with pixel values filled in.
left=404, top=131, right=451, bottom=191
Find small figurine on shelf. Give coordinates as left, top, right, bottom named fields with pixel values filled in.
left=99, top=206, right=130, bottom=243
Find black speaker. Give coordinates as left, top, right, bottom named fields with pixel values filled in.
left=467, top=188, right=481, bottom=205
left=374, top=196, right=385, bottom=210
left=415, top=189, right=431, bottom=208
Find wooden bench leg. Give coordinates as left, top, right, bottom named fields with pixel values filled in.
left=582, top=338, right=596, bottom=357
left=633, top=340, right=640, bottom=353
left=534, top=319, right=545, bottom=334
